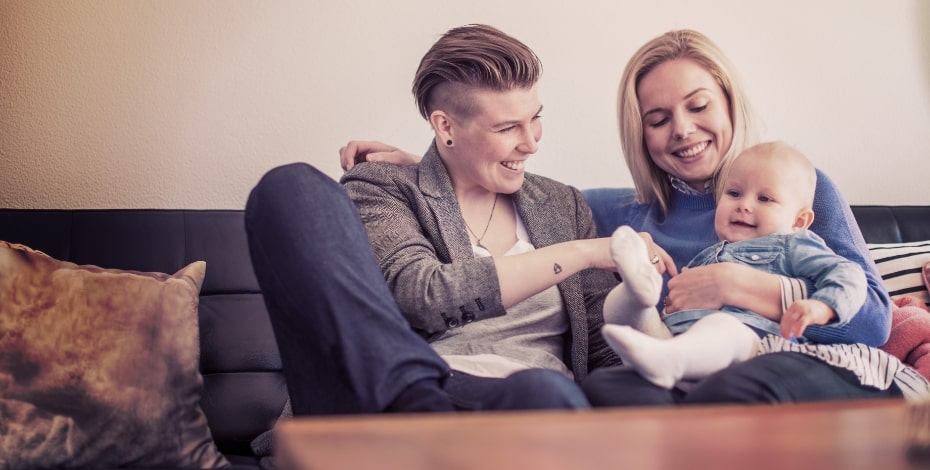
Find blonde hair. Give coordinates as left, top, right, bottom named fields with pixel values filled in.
left=617, top=30, right=761, bottom=215
left=412, top=24, right=542, bottom=121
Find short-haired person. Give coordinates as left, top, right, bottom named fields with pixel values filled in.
left=342, top=30, right=929, bottom=404
left=601, top=141, right=875, bottom=389
left=246, top=24, right=624, bottom=415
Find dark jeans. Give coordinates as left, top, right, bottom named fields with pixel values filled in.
left=447, top=369, right=589, bottom=411
left=582, top=352, right=903, bottom=407
left=245, top=163, right=588, bottom=415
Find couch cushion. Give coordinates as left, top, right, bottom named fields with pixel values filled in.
left=0, top=241, right=228, bottom=468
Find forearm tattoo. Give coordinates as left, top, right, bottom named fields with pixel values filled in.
left=553, top=263, right=562, bottom=274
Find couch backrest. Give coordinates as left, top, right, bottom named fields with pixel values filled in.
left=849, top=206, right=930, bottom=244
left=0, top=209, right=286, bottom=457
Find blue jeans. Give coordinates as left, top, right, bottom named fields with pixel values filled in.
left=245, top=163, right=588, bottom=415
left=582, top=352, right=903, bottom=407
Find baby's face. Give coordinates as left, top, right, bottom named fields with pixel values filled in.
left=714, top=154, right=809, bottom=242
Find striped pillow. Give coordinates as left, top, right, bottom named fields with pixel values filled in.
left=868, top=240, right=930, bottom=309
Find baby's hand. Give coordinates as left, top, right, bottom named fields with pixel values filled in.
left=780, top=299, right=836, bottom=339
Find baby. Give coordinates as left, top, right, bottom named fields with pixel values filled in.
left=602, top=141, right=867, bottom=389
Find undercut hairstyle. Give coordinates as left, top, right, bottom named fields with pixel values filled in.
left=412, top=24, right=542, bottom=120
left=617, top=29, right=761, bottom=215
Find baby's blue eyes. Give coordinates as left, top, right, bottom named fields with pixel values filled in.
left=726, top=191, right=774, bottom=203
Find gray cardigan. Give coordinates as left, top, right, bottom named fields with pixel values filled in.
left=341, top=142, right=621, bottom=381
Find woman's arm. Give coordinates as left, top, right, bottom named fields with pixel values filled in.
left=493, top=238, right=613, bottom=306
left=666, top=262, right=784, bottom=319
left=801, top=170, right=892, bottom=346
left=343, top=163, right=615, bottom=336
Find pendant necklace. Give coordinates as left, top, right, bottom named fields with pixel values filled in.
left=465, top=193, right=499, bottom=250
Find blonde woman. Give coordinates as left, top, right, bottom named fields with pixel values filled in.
left=583, top=30, right=900, bottom=405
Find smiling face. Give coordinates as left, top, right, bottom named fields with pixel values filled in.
left=637, top=58, right=734, bottom=191
left=433, top=85, right=542, bottom=196
left=714, top=145, right=815, bottom=242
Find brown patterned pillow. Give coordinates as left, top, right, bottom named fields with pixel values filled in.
left=0, top=241, right=229, bottom=468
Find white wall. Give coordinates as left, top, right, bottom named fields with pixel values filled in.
left=1, top=0, right=928, bottom=209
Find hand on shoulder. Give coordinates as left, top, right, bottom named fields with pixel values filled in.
left=339, top=140, right=422, bottom=171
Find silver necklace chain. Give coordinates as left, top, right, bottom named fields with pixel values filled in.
left=465, top=193, right=498, bottom=250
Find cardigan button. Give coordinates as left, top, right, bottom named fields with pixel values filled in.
left=751, top=254, right=760, bottom=261
left=441, top=312, right=460, bottom=328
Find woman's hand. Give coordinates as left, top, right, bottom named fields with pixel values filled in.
left=339, top=140, right=422, bottom=171
left=664, top=264, right=729, bottom=313
left=637, top=231, right=678, bottom=276
left=664, top=262, right=781, bottom=318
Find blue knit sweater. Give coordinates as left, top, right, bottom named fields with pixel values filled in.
left=583, top=169, right=891, bottom=347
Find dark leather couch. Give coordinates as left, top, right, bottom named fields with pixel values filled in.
left=1, top=205, right=929, bottom=467
left=0, top=210, right=283, bottom=468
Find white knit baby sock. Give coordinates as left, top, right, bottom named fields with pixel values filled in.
left=610, top=225, right=662, bottom=307
left=602, top=324, right=683, bottom=388
left=602, top=314, right=760, bottom=389
left=601, top=226, right=666, bottom=337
